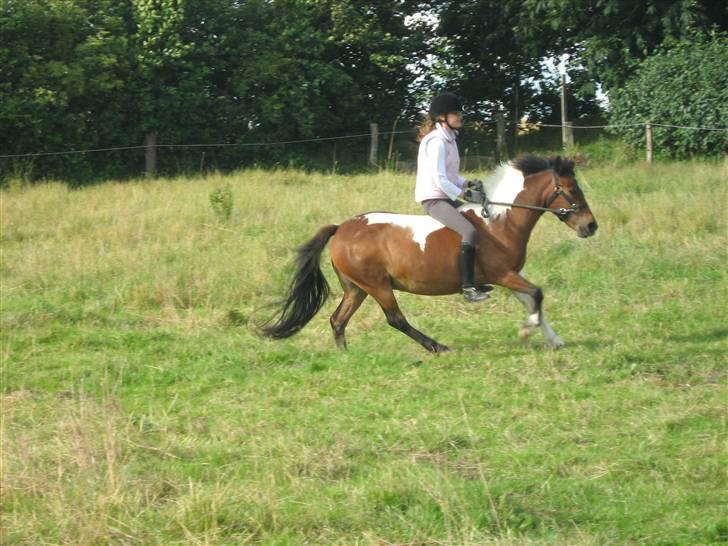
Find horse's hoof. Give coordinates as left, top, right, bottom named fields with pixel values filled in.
left=548, top=337, right=566, bottom=349
left=432, top=344, right=450, bottom=353
left=518, top=327, right=532, bottom=340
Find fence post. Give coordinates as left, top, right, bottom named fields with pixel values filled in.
left=387, top=117, right=399, bottom=168
left=560, top=73, right=571, bottom=151
left=496, top=112, right=507, bottom=160
left=645, top=122, right=653, bottom=163
left=145, top=131, right=157, bottom=178
left=564, top=121, right=574, bottom=149
left=369, top=123, right=379, bottom=167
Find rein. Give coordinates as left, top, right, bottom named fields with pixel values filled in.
left=479, top=177, right=582, bottom=221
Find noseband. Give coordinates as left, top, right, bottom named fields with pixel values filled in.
left=480, top=175, right=582, bottom=221
left=542, top=180, right=583, bottom=221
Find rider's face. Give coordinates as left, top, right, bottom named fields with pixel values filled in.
left=445, top=112, right=463, bottom=129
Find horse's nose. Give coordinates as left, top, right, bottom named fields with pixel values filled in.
left=587, top=220, right=598, bottom=235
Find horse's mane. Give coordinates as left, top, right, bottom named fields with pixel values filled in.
left=472, top=154, right=574, bottom=221
left=511, top=154, right=575, bottom=178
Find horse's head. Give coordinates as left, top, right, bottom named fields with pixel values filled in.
left=546, top=158, right=598, bottom=238
left=513, top=155, right=598, bottom=238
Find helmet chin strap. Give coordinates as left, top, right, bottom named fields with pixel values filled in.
left=439, top=116, right=460, bottom=134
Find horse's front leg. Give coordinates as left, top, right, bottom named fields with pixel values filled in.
left=501, top=272, right=565, bottom=349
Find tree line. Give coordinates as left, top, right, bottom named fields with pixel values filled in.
left=1, top=0, right=726, bottom=183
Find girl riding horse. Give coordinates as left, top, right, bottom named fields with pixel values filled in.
left=260, top=150, right=599, bottom=352
left=416, top=92, right=490, bottom=302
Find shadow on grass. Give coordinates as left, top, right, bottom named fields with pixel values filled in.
left=560, top=337, right=610, bottom=350
left=665, top=328, right=728, bottom=345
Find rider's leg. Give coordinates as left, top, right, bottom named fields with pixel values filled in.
left=421, top=199, right=489, bottom=302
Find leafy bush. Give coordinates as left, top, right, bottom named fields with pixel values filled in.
left=607, top=33, right=728, bottom=158
left=209, top=184, right=233, bottom=223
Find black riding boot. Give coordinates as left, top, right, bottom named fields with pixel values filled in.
left=459, top=243, right=489, bottom=302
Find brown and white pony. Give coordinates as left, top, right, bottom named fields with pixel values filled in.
left=261, top=155, right=598, bottom=352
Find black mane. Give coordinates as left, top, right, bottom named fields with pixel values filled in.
left=512, top=154, right=575, bottom=177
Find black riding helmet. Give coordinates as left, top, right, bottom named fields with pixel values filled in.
left=429, top=92, right=463, bottom=118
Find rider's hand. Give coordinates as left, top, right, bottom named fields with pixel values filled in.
left=463, top=189, right=484, bottom=204
left=462, top=180, right=485, bottom=204
left=464, top=179, right=484, bottom=193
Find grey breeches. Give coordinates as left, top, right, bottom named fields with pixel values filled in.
left=421, top=199, right=479, bottom=246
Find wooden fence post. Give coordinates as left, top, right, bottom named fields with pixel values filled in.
left=496, top=112, right=507, bottom=160
left=369, top=123, right=379, bottom=167
left=564, top=121, right=574, bottom=149
left=560, top=73, right=573, bottom=151
left=145, top=131, right=157, bottom=178
left=645, top=122, right=653, bottom=163
left=387, top=117, right=398, bottom=166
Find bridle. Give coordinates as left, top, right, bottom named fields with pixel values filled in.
left=480, top=175, right=583, bottom=221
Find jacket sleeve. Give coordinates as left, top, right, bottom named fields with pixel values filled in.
left=426, top=138, right=463, bottom=200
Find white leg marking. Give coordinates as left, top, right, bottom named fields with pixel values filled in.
left=540, top=316, right=565, bottom=349
left=512, top=291, right=538, bottom=339
left=511, top=289, right=565, bottom=348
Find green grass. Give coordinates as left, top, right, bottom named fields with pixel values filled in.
left=2, top=160, right=727, bottom=545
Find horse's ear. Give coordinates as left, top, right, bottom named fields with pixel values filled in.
left=562, top=157, right=576, bottom=176
left=551, top=156, right=576, bottom=177
left=549, top=156, right=563, bottom=173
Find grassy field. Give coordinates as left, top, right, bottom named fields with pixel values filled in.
left=1, top=159, right=726, bottom=545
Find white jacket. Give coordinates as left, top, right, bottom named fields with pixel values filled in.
left=414, top=122, right=465, bottom=203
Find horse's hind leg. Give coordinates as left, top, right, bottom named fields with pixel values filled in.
left=367, top=285, right=449, bottom=353
left=330, top=274, right=368, bottom=350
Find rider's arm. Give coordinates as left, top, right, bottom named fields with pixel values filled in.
left=426, top=138, right=464, bottom=201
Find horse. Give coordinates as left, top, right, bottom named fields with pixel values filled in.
left=260, top=154, right=598, bottom=353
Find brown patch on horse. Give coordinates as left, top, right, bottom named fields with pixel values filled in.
left=331, top=216, right=458, bottom=295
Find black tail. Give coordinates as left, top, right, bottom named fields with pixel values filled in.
left=260, top=224, right=338, bottom=339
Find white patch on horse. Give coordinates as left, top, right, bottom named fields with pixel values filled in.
left=364, top=213, right=444, bottom=252
left=456, top=202, right=492, bottom=223
left=481, top=164, right=525, bottom=219
left=363, top=164, right=525, bottom=247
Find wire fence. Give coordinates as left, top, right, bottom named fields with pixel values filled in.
left=537, top=122, right=728, bottom=131
left=1, top=120, right=726, bottom=182
left=0, top=130, right=416, bottom=159
left=2, top=122, right=726, bottom=160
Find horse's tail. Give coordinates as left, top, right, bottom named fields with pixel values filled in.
left=260, top=224, right=338, bottom=339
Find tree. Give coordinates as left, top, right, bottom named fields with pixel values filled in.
left=232, top=1, right=428, bottom=139
left=0, top=0, right=132, bottom=180
left=518, top=0, right=728, bottom=90
left=433, top=0, right=727, bottom=124
left=1, top=0, right=431, bottom=181
left=607, top=33, right=728, bottom=158
left=435, top=0, right=548, bottom=118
